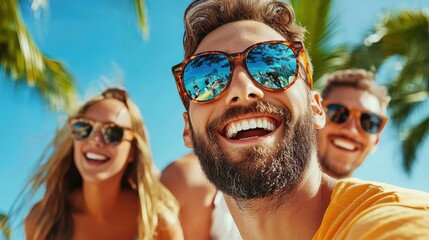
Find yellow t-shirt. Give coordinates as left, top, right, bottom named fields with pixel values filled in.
left=313, top=178, right=429, bottom=240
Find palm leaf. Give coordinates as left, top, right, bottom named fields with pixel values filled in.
left=347, top=10, right=429, bottom=173
left=0, top=0, right=77, bottom=113
left=0, top=213, right=11, bottom=240
left=133, top=0, right=149, bottom=39
left=401, top=117, right=429, bottom=173
left=290, top=0, right=349, bottom=90
left=345, top=40, right=384, bottom=70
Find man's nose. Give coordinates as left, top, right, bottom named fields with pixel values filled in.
left=342, top=115, right=361, bottom=135
left=224, top=64, right=264, bottom=106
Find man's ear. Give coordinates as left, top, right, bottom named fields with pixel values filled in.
left=311, top=91, right=325, bottom=129
left=183, top=112, right=194, bottom=148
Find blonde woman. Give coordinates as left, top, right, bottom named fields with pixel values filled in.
left=24, top=88, right=183, bottom=240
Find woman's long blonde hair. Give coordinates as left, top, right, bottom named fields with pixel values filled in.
left=26, top=88, right=178, bottom=240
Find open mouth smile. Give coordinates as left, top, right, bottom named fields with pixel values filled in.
left=329, top=136, right=362, bottom=152
left=222, top=116, right=279, bottom=140
left=84, top=152, right=110, bottom=163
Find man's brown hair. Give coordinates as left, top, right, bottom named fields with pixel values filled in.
left=179, top=0, right=313, bottom=108
left=183, top=0, right=305, bottom=58
left=321, top=69, right=390, bottom=110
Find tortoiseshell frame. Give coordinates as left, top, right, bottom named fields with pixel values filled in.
left=322, top=100, right=388, bottom=135
left=69, top=118, right=136, bottom=145
left=172, top=40, right=313, bottom=109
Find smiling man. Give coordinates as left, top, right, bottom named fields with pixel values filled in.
left=318, top=69, right=390, bottom=178
left=171, top=0, right=429, bottom=239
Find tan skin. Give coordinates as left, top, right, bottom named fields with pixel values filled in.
left=182, top=20, right=338, bottom=240
left=160, top=152, right=216, bottom=240
left=318, top=87, right=383, bottom=178
left=26, top=99, right=183, bottom=240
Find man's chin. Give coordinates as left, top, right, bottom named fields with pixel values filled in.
left=328, top=167, right=352, bottom=179
left=321, top=161, right=352, bottom=179
left=218, top=142, right=278, bottom=166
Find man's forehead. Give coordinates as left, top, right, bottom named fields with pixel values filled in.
left=194, top=20, right=285, bottom=54
left=326, top=87, right=384, bottom=113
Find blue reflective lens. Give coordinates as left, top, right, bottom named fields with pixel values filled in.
left=246, top=43, right=297, bottom=90
left=181, top=43, right=299, bottom=102
left=183, top=54, right=230, bottom=102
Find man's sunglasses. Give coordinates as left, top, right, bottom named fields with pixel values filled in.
left=323, top=101, right=388, bottom=135
left=69, top=118, right=135, bottom=145
left=172, top=41, right=312, bottom=107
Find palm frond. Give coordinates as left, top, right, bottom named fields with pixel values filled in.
left=0, top=213, right=11, bottom=240
left=0, top=0, right=77, bottom=113
left=348, top=10, right=429, bottom=173
left=134, top=0, right=149, bottom=39
left=345, top=41, right=384, bottom=70
left=389, top=57, right=428, bottom=95
left=378, top=11, right=429, bottom=56
left=401, top=117, right=429, bottom=173
left=389, top=91, right=428, bottom=129
left=290, top=0, right=349, bottom=88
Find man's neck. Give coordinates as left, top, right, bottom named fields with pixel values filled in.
left=224, top=159, right=338, bottom=240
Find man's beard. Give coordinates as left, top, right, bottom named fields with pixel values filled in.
left=189, top=100, right=317, bottom=202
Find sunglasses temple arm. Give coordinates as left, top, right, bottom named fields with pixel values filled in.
left=300, top=52, right=313, bottom=89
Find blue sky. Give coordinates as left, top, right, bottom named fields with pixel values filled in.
left=1, top=0, right=429, bottom=236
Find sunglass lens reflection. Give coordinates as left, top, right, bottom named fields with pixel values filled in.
left=183, top=54, right=230, bottom=102
left=361, top=113, right=383, bottom=134
left=327, top=104, right=349, bottom=124
left=247, top=43, right=297, bottom=89
left=71, top=121, right=93, bottom=140
left=104, top=126, right=124, bottom=144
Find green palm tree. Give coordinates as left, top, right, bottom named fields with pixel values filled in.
left=1, top=0, right=149, bottom=113
left=346, top=10, right=429, bottom=174
left=290, top=0, right=349, bottom=90
left=0, top=213, right=11, bottom=240
left=1, top=0, right=76, bottom=113
left=134, top=0, right=149, bottom=39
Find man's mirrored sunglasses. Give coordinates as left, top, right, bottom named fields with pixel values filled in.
left=172, top=41, right=312, bottom=107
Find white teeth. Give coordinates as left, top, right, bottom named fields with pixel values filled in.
left=262, top=119, right=268, bottom=129
left=333, top=140, right=356, bottom=151
left=225, top=117, right=277, bottom=139
left=242, top=120, right=250, bottom=130
left=232, top=124, right=237, bottom=135
left=85, top=152, right=108, bottom=161
left=257, top=119, right=263, bottom=128
left=249, top=119, right=257, bottom=129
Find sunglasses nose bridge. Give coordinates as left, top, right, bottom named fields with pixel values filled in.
left=229, top=52, right=245, bottom=72
left=89, top=123, right=107, bottom=144
left=223, top=62, right=264, bottom=105
left=341, top=111, right=362, bottom=135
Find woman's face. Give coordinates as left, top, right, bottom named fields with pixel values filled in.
left=73, top=98, right=134, bottom=183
